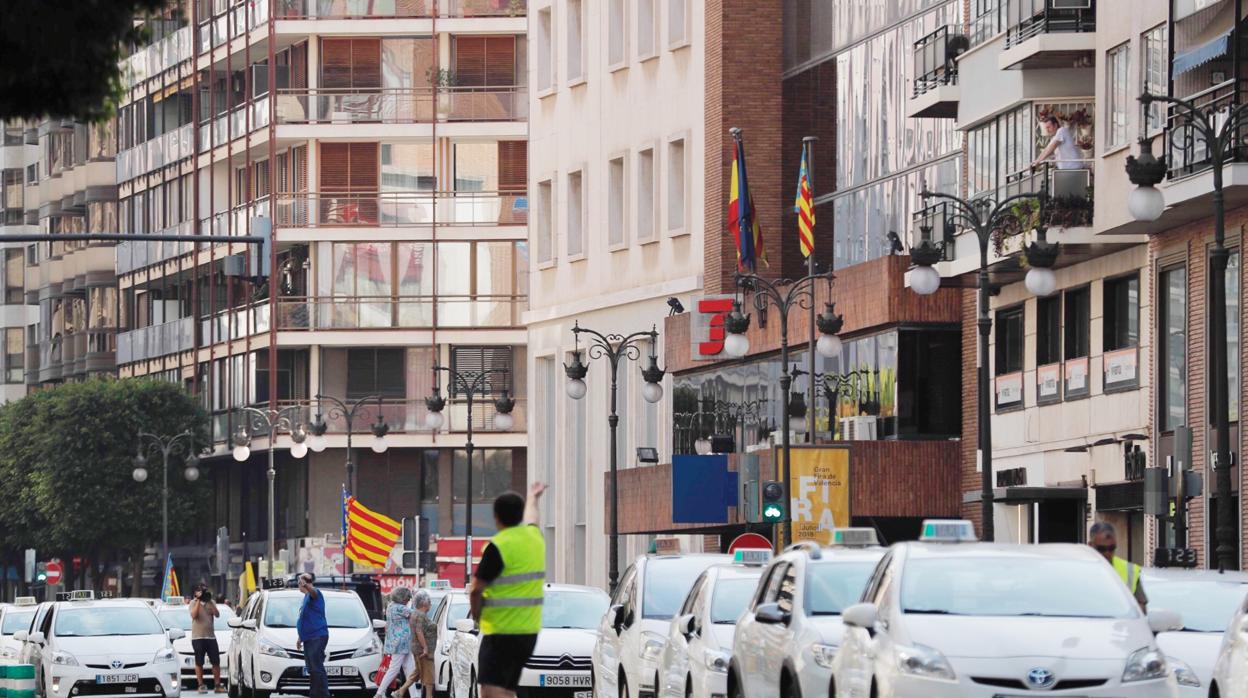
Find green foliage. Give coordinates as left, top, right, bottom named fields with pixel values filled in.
left=0, top=379, right=210, bottom=559
left=0, top=0, right=168, bottom=121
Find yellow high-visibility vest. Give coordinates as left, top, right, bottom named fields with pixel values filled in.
left=1112, top=556, right=1140, bottom=593
left=480, top=525, right=545, bottom=635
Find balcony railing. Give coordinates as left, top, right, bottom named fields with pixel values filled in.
left=443, top=0, right=527, bottom=17
left=116, top=123, right=194, bottom=182
left=276, top=295, right=526, bottom=329
left=1166, top=78, right=1248, bottom=179
left=274, top=86, right=526, bottom=124
left=117, top=317, right=195, bottom=364
left=116, top=220, right=197, bottom=275
left=201, top=300, right=271, bottom=346
left=275, top=0, right=432, bottom=17
left=198, top=0, right=270, bottom=54
left=272, top=190, right=527, bottom=227
left=122, top=26, right=193, bottom=88
left=199, top=198, right=271, bottom=239
left=1005, top=0, right=1096, bottom=49
left=913, top=26, right=963, bottom=98
left=199, top=95, right=270, bottom=151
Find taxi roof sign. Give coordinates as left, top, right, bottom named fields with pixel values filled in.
left=732, top=548, right=773, bottom=566
left=427, top=579, right=451, bottom=590
left=831, top=528, right=880, bottom=548
left=13, top=596, right=36, bottom=606
left=654, top=537, right=682, bottom=555
left=69, top=590, right=95, bottom=601
left=919, top=519, right=978, bottom=543
left=163, top=596, right=186, bottom=605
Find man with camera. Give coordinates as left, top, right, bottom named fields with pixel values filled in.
left=190, top=584, right=224, bottom=694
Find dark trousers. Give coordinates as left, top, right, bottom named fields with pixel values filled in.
left=303, top=635, right=330, bottom=698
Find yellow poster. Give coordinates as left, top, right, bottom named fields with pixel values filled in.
left=788, top=447, right=850, bottom=545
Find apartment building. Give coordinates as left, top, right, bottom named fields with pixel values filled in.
left=0, top=118, right=120, bottom=401
left=113, top=0, right=529, bottom=582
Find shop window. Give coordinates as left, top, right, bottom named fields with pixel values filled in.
left=995, top=306, right=1024, bottom=375
left=1063, top=286, right=1090, bottom=359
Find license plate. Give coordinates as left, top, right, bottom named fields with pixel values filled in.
left=574, top=692, right=592, bottom=698
left=540, top=675, right=591, bottom=688
left=302, top=666, right=358, bottom=677
left=95, top=674, right=139, bottom=685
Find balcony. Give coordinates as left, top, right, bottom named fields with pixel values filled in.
left=116, top=123, right=194, bottom=182
left=116, top=317, right=195, bottom=364
left=909, top=26, right=964, bottom=119
left=273, top=190, right=527, bottom=228
left=198, top=95, right=270, bottom=152
left=443, top=0, right=526, bottom=17
left=198, top=0, right=270, bottom=55
left=115, top=220, right=196, bottom=275
left=275, top=0, right=432, bottom=17
left=201, top=300, right=271, bottom=346
left=276, top=295, right=526, bottom=330
left=121, top=26, right=193, bottom=88
left=199, top=198, right=270, bottom=239
left=999, top=0, right=1096, bottom=70
left=274, top=86, right=527, bottom=124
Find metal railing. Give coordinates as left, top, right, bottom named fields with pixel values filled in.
left=275, top=0, right=432, bottom=17
left=199, top=197, right=271, bottom=239
left=201, top=300, right=271, bottom=346
left=122, top=26, right=193, bottom=88
left=117, top=317, right=196, bottom=364
left=116, top=123, right=194, bottom=182
left=274, top=86, right=526, bottom=123
left=913, top=26, right=962, bottom=97
left=272, top=190, right=527, bottom=227
left=1005, top=0, right=1096, bottom=49
left=198, top=0, right=270, bottom=54
left=116, top=220, right=197, bottom=275
left=276, top=295, right=526, bottom=329
left=199, top=95, right=270, bottom=151
left=1167, top=78, right=1248, bottom=178
left=443, top=0, right=527, bottom=17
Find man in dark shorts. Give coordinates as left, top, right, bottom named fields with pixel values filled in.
left=470, top=482, right=547, bottom=698
left=189, top=584, right=224, bottom=693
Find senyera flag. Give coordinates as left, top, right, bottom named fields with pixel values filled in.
left=795, top=145, right=815, bottom=258
left=728, top=128, right=767, bottom=271
left=345, top=496, right=402, bottom=568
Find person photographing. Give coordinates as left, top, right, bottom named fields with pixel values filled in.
left=189, top=584, right=223, bottom=694
left=469, top=482, right=547, bottom=698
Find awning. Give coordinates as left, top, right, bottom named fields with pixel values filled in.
left=962, top=486, right=1088, bottom=505
left=1172, top=27, right=1233, bottom=78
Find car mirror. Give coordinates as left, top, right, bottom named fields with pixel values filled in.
left=842, top=603, right=879, bottom=631
left=167, top=628, right=187, bottom=641
left=241, top=619, right=258, bottom=630
left=1147, top=608, right=1183, bottom=634
left=372, top=619, right=387, bottom=630
left=753, top=603, right=789, bottom=626
left=606, top=604, right=624, bottom=634
left=12, top=631, right=27, bottom=643
left=677, top=614, right=697, bottom=638
left=454, top=619, right=477, bottom=635
left=227, top=618, right=243, bottom=629
left=28, top=631, right=45, bottom=645
left=1239, top=615, right=1248, bottom=635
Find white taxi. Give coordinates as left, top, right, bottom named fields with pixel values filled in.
left=659, top=550, right=768, bottom=698
left=1142, top=568, right=1248, bottom=696
left=0, top=598, right=39, bottom=665
left=449, top=584, right=609, bottom=698
left=431, top=591, right=469, bottom=698
left=14, top=591, right=183, bottom=698
left=1209, top=578, right=1248, bottom=698
left=831, top=520, right=1183, bottom=698
left=154, top=597, right=237, bottom=689
left=593, top=553, right=730, bottom=698
left=227, top=587, right=383, bottom=698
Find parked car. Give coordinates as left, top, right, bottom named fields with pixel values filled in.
left=432, top=591, right=470, bottom=698
left=155, top=597, right=238, bottom=689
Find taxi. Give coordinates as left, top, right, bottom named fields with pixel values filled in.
left=1209, top=579, right=1248, bottom=698
left=0, top=597, right=39, bottom=665
left=830, top=520, right=1183, bottom=698
left=154, top=596, right=237, bottom=689
left=658, top=548, right=769, bottom=698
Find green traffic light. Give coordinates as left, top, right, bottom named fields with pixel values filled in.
left=762, top=504, right=784, bottom=522
left=36, top=573, right=46, bottom=581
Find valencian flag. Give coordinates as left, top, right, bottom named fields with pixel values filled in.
left=795, top=145, right=815, bottom=258
left=728, top=128, right=767, bottom=271
left=160, top=553, right=180, bottom=600
left=345, top=493, right=402, bottom=568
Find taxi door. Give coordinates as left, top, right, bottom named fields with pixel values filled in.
left=837, top=554, right=894, bottom=698
left=30, top=605, right=54, bottom=698
left=594, top=564, right=637, bottom=698
left=733, top=562, right=787, bottom=698
left=661, top=573, right=707, bottom=698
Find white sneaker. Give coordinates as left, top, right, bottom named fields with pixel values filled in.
left=197, top=685, right=208, bottom=694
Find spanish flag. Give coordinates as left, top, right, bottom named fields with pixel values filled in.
left=345, top=496, right=402, bottom=568
left=795, top=145, right=815, bottom=258
left=728, top=128, right=767, bottom=271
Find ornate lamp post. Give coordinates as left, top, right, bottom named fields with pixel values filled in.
left=231, top=406, right=310, bottom=579
left=133, top=430, right=202, bottom=571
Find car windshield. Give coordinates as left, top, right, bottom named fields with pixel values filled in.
left=445, top=603, right=469, bottom=629
left=264, top=595, right=369, bottom=629
left=2, top=611, right=35, bottom=635
left=709, top=578, right=761, bottom=624
left=158, top=607, right=237, bottom=632
left=900, top=557, right=1137, bottom=618
left=807, top=562, right=877, bottom=615
left=644, top=558, right=724, bottom=620
left=542, top=590, right=610, bottom=629
left=1145, top=578, right=1248, bottom=632
left=55, top=607, right=165, bottom=637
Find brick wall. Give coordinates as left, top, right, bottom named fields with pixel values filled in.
left=781, top=60, right=837, bottom=280
left=960, top=287, right=983, bottom=535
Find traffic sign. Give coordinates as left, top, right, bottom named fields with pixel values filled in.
left=45, top=560, right=63, bottom=585
left=727, top=533, right=772, bottom=554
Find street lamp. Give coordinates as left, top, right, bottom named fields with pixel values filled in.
left=564, top=322, right=665, bottom=592
left=721, top=271, right=844, bottom=547
left=907, top=188, right=1056, bottom=543
left=1127, top=92, right=1238, bottom=570
left=423, top=364, right=516, bottom=587
left=134, top=430, right=202, bottom=572
left=231, top=406, right=310, bottom=579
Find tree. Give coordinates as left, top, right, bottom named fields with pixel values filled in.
left=0, top=0, right=168, bottom=121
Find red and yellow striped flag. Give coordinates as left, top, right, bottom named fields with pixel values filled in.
left=345, top=497, right=402, bottom=568
left=795, top=146, right=815, bottom=258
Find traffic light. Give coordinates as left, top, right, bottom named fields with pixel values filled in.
left=761, top=480, right=785, bottom=523
left=35, top=562, right=47, bottom=583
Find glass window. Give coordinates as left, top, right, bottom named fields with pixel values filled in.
left=1036, top=296, right=1061, bottom=365
left=1219, top=251, right=1240, bottom=423
left=608, top=0, right=626, bottom=66
left=264, top=594, right=368, bottom=629
left=709, top=576, right=762, bottom=624
left=1160, top=266, right=1187, bottom=431
left=1104, top=273, right=1140, bottom=352
left=421, top=449, right=438, bottom=502
left=453, top=143, right=498, bottom=192
left=537, top=7, right=552, bottom=91
left=567, top=0, right=583, bottom=81
left=637, top=148, right=656, bottom=241
left=995, top=306, right=1024, bottom=375
left=1, top=610, right=35, bottom=635
left=536, top=179, right=553, bottom=264
left=476, top=241, right=514, bottom=297
left=157, top=606, right=236, bottom=632
left=55, top=607, right=165, bottom=637
left=1143, top=26, right=1166, bottom=132
left=346, top=347, right=405, bottom=398
left=436, top=243, right=472, bottom=295
left=5, top=249, right=23, bottom=304
left=638, top=0, right=656, bottom=57
left=608, top=156, right=626, bottom=246
left=642, top=557, right=725, bottom=620
left=542, top=589, right=609, bottom=629
left=567, top=170, right=584, bottom=257
left=895, top=328, right=961, bottom=438
left=667, top=139, right=685, bottom=232
left=776, top=563, right=798, bottom=615
left=1144, top=578, right=1248, bottom=632
left=5, top=328, right=23, bottom=384
left=1107, top=42, right=1131, bottom=148
left=452, top=449, right=514, bottom=502
left=806, top=561, right=877, bottom=615
left=1063, top=286, right=1090, bottom=360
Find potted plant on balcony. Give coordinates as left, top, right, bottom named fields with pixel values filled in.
left=428, top=68, right=459, bottom=117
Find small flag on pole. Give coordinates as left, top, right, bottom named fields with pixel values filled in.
left=345, top=497, right=402, bottom=568
left=160, top=554, right=180, bottom=600
left=795, top=145, right=815, bottom=258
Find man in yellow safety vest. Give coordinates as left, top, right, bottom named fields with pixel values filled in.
left=1090, top=521, right=1148, bottom=611
left=470, top=482, right=547, bottom=698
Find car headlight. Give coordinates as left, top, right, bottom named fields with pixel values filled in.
left=1168, top=656, right=1200, bottom=688
left=703, top=649, right=729, bottom=674
left=50, top=650, right=79, bottom=667
left=352, top=636, right=380, bottom=658
left=258, top=639, right=291, bottom=658
left=811, top=644, right=838, bottom=669
left=0, top=647, right=17, bottom=659
left=1122, top=646, right=1167, bottom=683
left=154, top=648, right=176, bottom=663
left=640, top=632, right=666, bottom=662
left=895, top=644, right=955, bottom=681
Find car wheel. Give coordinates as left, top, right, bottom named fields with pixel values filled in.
left=779, top=671, right=800, bottom=698
left=619, top=673, right=629, bottom=698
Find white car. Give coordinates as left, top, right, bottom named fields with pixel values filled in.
left=13, top=592, right=183, bottom=698
left=1143, top=568, right=1248, bottom=696
left=659, top=560, right=766, bottom=698
left=730, top=542, right=883, bottom=698
left=154, top=599, right=237, bottom=689
left=227, top=587, right=383, bottom=698
left=448, top=584, right=609, bottom=698
left=0, top=599, right=39, bottom=665
left=1209, top=576, right=1248, bottom=698
left=830, top=521, right=1183, bottom=698
left=432, top=592, right=469, bottom=698
left=594, top=554, right=730, bottom=698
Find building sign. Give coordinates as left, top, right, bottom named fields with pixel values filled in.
left=1065, top=357, right=1089, bottom=398
left=1104, top=347, right=1138, bottom=388
left=996, top=372, right=1023, bottom=408
left=690, top=295, right=736, bottom=360
left=1036, top=363, right=1061, bottom=403
left=787, top=446, right=850, bottom=546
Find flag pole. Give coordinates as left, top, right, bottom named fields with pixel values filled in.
left=804, top=136, right=819, bottom=441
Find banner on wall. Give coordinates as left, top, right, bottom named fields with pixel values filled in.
left=786, top=446, right=850, bottom=546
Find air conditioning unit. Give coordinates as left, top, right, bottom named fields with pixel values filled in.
left=840, top=416, right=878, bottom=441
left=1050, top=0, right=1091, bottom=8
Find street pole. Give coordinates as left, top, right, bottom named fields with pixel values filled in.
left=976, top=233, right=995, bottom=544
left=235, top=405, right=308, bottom=581
left=135, top=430, right=199, bottom=586
left=312, top=394, right=386, bottom=574
left=804, top=136, right=819, bottom=441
